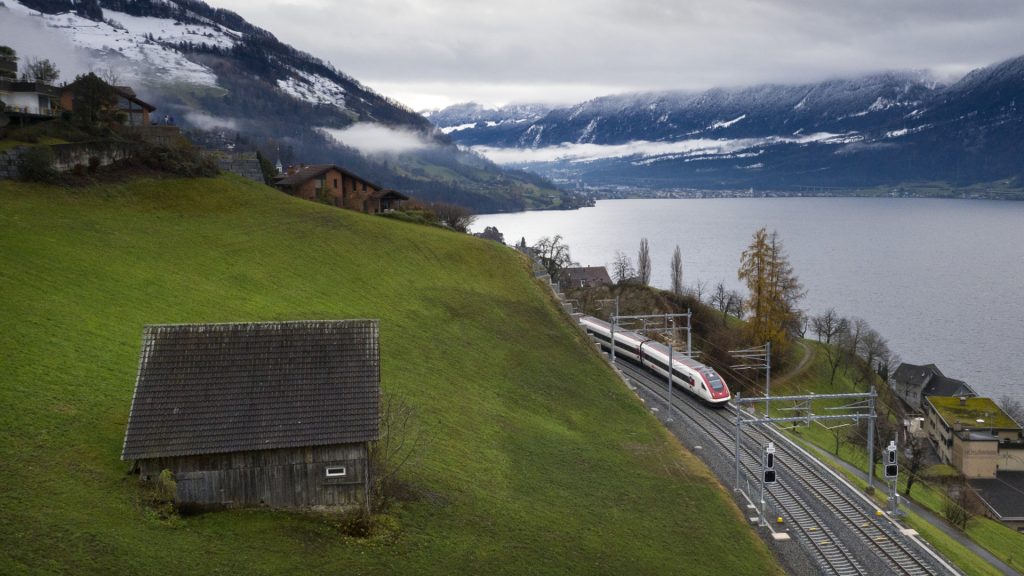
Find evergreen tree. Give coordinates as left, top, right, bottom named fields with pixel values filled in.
left=670, top=245, right=683, bottom=296
left=637, top=238, right=651, bottom=285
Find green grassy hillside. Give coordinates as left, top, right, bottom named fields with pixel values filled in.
left=0, top=175, right=780, bottom=575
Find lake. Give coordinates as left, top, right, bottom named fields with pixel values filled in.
left=474, top=198, right=1024, bottom=405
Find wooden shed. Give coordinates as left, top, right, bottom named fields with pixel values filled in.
left=121, top=320, right=380, bottom=511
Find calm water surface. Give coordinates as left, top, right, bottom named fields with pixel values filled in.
left=475, top=198, right=1024, bottom=404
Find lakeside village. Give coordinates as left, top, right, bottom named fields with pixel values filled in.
left=4, top=46, right=1023, bottom=534
left=569, top=183, right=1018, bottom=201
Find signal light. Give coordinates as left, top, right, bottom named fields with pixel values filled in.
left=764, top=469, right=776, bottom=484
left=884, top=441, right=898, bottom=479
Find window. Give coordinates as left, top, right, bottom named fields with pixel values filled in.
left=325, top=466, right=347, bottom=478
left=333, top=178, right=339, bottom=189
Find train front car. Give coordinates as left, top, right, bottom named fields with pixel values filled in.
left=700, top=367, right=731, bottom=405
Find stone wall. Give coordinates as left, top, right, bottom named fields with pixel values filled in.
left=50, top=142, right=136, bottom=173
left=0, top=141, right=137, bottom=180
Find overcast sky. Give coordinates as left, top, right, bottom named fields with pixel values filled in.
left=211, top=0, right=1024, bottom=111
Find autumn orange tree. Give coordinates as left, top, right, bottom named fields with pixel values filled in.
left=737, top=227, right=804, bottom=363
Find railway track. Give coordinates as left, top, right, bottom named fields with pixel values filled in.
left=616, top=360, right=954, bottom=576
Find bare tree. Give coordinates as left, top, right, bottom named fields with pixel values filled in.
left=710, top=281, right=742, bottom=324
left=21, top=57, right=60, bottom=84
left=942, top=475, right=980, bottom=530
left=368, top=392, right=428, bottom=511
left=787, top=309, right=808, bottom=339
left=96, top=66, right=121, bottom=86
left=711, top=281, right=730, bottom=323
left=430, top=202, right=476, bottom=232
left=821, top=325, right=847, bottom=387
left=532, top=235, right=574, bottom=279
left=611, top=250, right=635, bottom=284
left=728, top=290, right=744, bottom=319
left=691, top=278, right=708, bottom=303
left=812, top=308, right=845, bottom=344
left=670, top=245, right=683, bottom=296
left=999, top=395, right=1024, bottom=427
left=902, top=434, right=929, bottom=497
left=637, top=238, right=651, bottom=285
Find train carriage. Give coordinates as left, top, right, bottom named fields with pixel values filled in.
left=580, top=315, right=731, bottom=405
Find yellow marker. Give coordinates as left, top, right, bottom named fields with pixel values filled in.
left=875, top=510, right=884, bottom=517
left=777, top=517, right=784, bottom=524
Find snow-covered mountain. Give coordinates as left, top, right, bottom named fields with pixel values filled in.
left=1, top=0, right=572, bottom=212
left=435, top=59, right=1024, bottom=196
left=423, top=102, right=551, bottom=135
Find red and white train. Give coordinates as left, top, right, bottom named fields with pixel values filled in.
left=579, top=315, right=731, bottom=406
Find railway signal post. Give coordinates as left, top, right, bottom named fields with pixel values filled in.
left=761, top=442, right=776, bottom=527
left=884, top=439, right=900, bottom=516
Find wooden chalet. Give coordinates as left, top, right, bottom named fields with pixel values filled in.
left=121, top=320, right=381, bottom=511
left=274, top=164, right=408, bottom=213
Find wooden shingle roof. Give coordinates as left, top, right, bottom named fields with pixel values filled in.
left=122, top=320, right=380, bottom=460
left=274, top=164, right=383, bottom=190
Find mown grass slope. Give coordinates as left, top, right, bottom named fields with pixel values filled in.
left=0, top=175, right=780, bottom=575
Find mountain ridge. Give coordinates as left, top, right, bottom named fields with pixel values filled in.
left=432, top=57, right=1024, bottom=196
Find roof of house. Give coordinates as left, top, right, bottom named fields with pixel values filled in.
left=925, top=396, right=1020, bottom=431
left=113, top=86, right=157, bottom=112
left=370, top=189, right=409, bottom=200
left=274, top=164, right=382, bottom=190
left=559, top=266, right=612, bottom=286
left=893, top=362, right=975, bottom=398
left=970, top=471, right=1024, bottom=520
left=122, top=320, right=380, bottom=460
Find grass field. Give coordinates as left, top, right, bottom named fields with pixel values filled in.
left=0, top=175, right=781, bottom=575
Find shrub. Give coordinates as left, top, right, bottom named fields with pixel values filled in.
left=133, top=141, right=219, bottom=177
left=16, top=146, right=57, bottom=182
left=335, top=507, right=373, bottom=538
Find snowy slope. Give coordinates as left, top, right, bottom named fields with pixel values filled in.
left=4, top=0, right=227, bottom=86
left=4, top=0, right=350, bottom=109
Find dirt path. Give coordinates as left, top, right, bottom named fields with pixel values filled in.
left=774, top=339, right=816, bottom=386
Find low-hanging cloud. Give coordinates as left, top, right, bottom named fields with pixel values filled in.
left=183, top=112, right=240, bottom=131
left=473, top=132, right=857, bottom=165
left=319, top=124, right=433, bottom=155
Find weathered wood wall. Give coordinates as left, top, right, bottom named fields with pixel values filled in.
left=138, top=444, right=368, bottom=510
